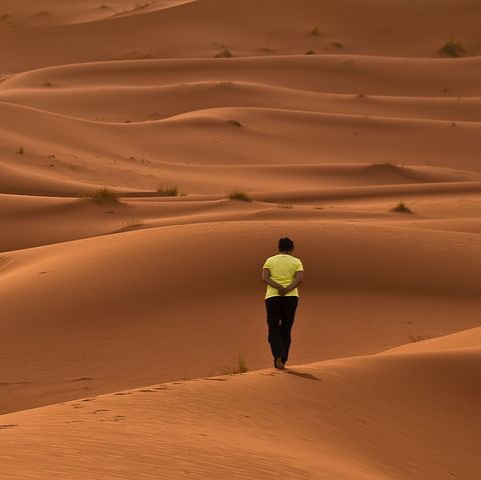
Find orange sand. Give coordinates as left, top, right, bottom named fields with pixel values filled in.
left=0, top=1, right=480, bottom=478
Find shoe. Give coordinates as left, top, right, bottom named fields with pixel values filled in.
left=275, top=357, right=285, bottom=369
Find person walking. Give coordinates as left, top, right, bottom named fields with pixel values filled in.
left=262, top=237, right=304, bottom=369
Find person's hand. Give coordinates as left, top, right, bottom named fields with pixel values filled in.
left=278, top=286, right=287, bottom=296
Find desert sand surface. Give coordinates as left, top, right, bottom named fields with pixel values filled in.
left=1, top=0, right=480, bottom=478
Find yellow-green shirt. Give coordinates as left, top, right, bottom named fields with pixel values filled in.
left=263, top=254, right=304, bottom=299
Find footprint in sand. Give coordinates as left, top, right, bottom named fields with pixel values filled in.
left=100, top=416, right=126, bottom=422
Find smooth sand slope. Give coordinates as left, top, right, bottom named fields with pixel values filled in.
left=1, top=338, right=481, bottom=479
left=1, top=221, right=481, bottom=416
left=1, top=0, right=481, bottom=478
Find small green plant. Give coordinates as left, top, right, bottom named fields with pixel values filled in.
left=391, top=201, right=413, bottom=214
left=215, top=49, right=233, bottom=58
left=439, top=40, right=465, bottom=57
left=228, top=190, right=252, bottom=202
left=156, top=185, right=180, bottom=196
left=89, top=188, right=120, bottom=204
left=16, top=146, right=24, bottom=154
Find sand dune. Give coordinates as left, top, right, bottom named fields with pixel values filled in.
left=2, top=101, right=481, bottom=199
left=1, top=0, right=481, bottom=73
left=1, top=0, right=480, bottom=478
left=5, top=80, right=481, bottom=123
left=1, top=221, right=480, bottom=416
left=1, top=345, right=480, bottom=479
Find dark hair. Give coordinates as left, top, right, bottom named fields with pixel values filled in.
left=278, top=237, right=294, bottom=252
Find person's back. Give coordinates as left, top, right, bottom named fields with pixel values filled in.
left=264, top=253, right=303, bottom=299
left=262, top=237, right=304, bottom=369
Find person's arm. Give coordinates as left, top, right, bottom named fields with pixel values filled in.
left=283, top=271, right=303, bottom=294
left=262, top=268, right=286, bottom=295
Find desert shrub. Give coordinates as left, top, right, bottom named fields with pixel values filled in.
left=223, top=353, right=249, bottom=375
left=156, top=185, right=180, bottom=196
left=408, top=335, right=433, bottom=343
left=310, top=26, right=321, bottom=36
left=439, top=40, right=465, bottom=57
left=215, top=49, right=233, bottom=58
left=226, top=119, right=242, bottom=127
left=228, top=190, right=252, bottom=202
left=391, top=201, right=413, bottom=214
left=123, top=218, right=143, bottom=229
left=16, top=146, right=24, bottom=154
left=278, top=203, right=293, bottom=209
left=134, top=3, right=150, bottom=9
left=89, top=188, right=120, bottom=204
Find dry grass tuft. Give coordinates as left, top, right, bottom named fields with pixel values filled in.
left=228, top=190, right=252, bottom=202
left=156, top=185, right=180, bottom=197
left=391, top=201, right=413, bottom=214
left=226, top=119, right=242, bottom=127
left=215, top=49, right=233, bottom=58
left=439, top=40, right=465, bottom=57
left=408, top=335, right=433, bottom=343
left=223, top=353, right=249, bottom=375
left=89, top=188, right=120, bottom=204
left=123, top=218, right=144, bottom=229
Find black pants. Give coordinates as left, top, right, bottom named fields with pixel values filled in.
left=265, top=296, right=299, bottom=364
